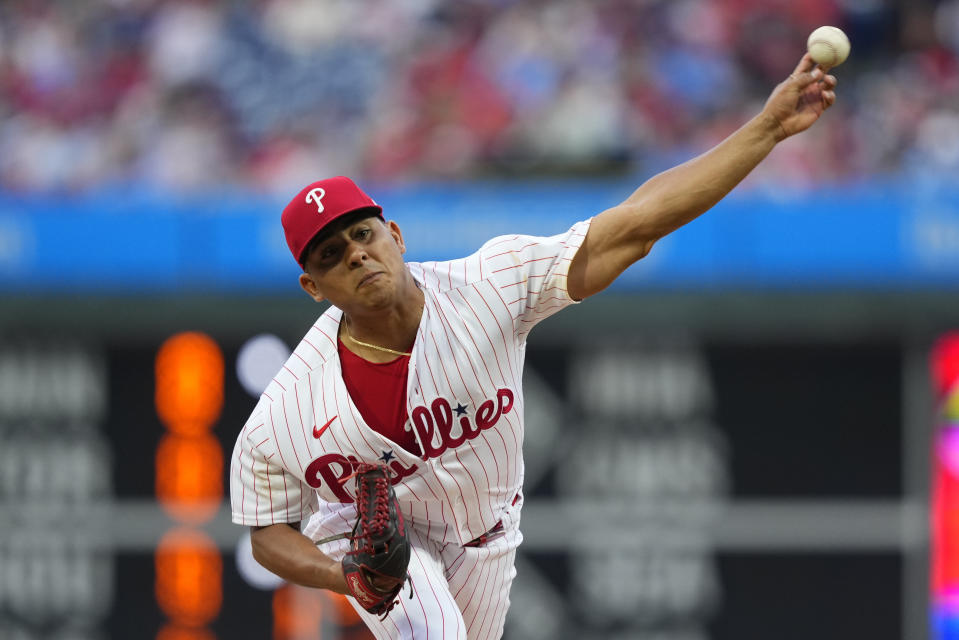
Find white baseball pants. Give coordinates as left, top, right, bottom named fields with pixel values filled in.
left=350, top=510, right=522, bottom=639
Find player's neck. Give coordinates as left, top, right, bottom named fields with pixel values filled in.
left=340, top=280, right=423, bottom=362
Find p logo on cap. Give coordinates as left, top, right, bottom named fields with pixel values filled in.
left=281, top=177, right=383, bottom=268
left=306, top=187, right=326, bottom=213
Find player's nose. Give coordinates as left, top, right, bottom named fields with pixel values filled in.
left=345, top=241, right=368, bottom=267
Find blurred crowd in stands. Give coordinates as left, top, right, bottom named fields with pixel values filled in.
left=0, top=0, right=957, bottom=194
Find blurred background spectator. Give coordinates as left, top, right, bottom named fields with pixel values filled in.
left=0, top=0, right=956, bottom=196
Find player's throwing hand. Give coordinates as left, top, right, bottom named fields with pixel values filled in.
left=763, top=53, right=838, bottom=141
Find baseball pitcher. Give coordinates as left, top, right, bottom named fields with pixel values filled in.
left=230, top=54, right=838, bottom=638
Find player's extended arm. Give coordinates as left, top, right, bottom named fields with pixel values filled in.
left=250, top=523, right=349, bottom=594
left=567, top=53, right=837, bottom=300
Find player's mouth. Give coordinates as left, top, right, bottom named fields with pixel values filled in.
left=357, top=272, right=383, bottom=288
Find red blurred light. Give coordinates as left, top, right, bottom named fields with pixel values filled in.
left=933, top=449, right=959, bottom=593
left=932, top=333, right=959, bottom=397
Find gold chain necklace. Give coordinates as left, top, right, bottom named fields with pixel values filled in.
left=343, top=319, right=413, bottom=357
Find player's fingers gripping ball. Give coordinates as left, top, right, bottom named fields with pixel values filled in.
left=342, top=464, right=412, bottom=617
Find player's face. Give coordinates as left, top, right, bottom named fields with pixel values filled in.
left=298, top=214, right=409, bottom=311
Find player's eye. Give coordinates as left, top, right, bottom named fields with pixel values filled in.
left=355, top=228, right=371, bottom=240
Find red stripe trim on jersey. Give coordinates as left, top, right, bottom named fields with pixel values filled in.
left=299, top=478, right=305, bottom=520
left=268, top=404, right=292, bottom=520
left=330, top=385, right=365, bottom=491
left=435, top=292, right=497, bottom=513
left=265, top=456, right=275, bottom=524
left=427, top=322, right=488, bottom=521
left=528, top=301, right=569, bottom=314
left=482, top=552, right=510, bottom=638
left=473, top=283, right=520, bottom=384
left=310, top=371, right=346, bottom=525
left=470, top=284, right=524, bottom=480
left=465, top=547, right=496, bottom=636
left=406, top=551, right=431, bottom=639
left=237, top=424, right=248, bottom=519
left=412, top=546, right=446, bottom=636
left=498, top=274, right=547, bottom=289
left=447, top=549, right=467, bottom=581
left=480, top=555, right=509, bottom=636
left=456, top=288, right=508, bottom=382
left=490, top=255, right=554, bottom=273
left=412, top=362, right=464, bottom=534
left=486, top=241, right=538, bottom=259
left=301, top=337, right=324, bottom=358
left=320, top=387, right=357, bottom=529
left=525, top=294, right=569, bottom=308
left=248, top=441, right=260, bottom=525
left=313, top=325, right=337, bottom=348
left=279, top=468, right=289, bottom=521
left=270, top=404, right=293, bottom=472
left=395, top=588, right=416, bottom=637
left=481, top=235, right=521, bottom=251
left=292, top=384, right=312, bottom=467
left=527, top=281, right=570, bottom=295
left=455, top=546, right=486, bottom=605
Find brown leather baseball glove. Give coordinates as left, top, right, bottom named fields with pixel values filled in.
left=341, top=464, right=411, bottom=617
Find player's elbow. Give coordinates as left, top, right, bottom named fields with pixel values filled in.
left=635, top=238, right=656, bottom=261
left=249, top=523, right=295, bottom=567
left=250, top=526, right=269, bottom=566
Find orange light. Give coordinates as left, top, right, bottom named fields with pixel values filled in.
left=272, top=585, right=324, bottom=640
left=156, top=624, right=217, bottom=640
left=155, top=528, right=223, bottom=627
left=156, top=332, right=224, bottom=435
left=156, top=433, right=223, bottom=523
left=271, top=587, right=373, bottom=640
left=329, top=591, right=365, bottom=627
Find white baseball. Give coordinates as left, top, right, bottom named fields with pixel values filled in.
left=807, top=26, right=850, bottom=68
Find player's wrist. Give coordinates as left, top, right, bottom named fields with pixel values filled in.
left=321, top=559, right=349, bottom=594
left=753, top=110, right=789, bottom=144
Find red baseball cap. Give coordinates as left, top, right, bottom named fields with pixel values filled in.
left=281, top=176, right=383, bottom=268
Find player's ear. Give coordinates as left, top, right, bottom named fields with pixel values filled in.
left=299, top=272, right=326, bottom=303
left=387, top=220, right=406, bottom=254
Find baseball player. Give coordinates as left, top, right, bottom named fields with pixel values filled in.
left=231, top=54, right=837, bottom=638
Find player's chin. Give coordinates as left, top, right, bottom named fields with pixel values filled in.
left=356, top=282, right=398, bottom=308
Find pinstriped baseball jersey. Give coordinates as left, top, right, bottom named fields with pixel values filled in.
left=230, top=219, right=590, bottom=546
